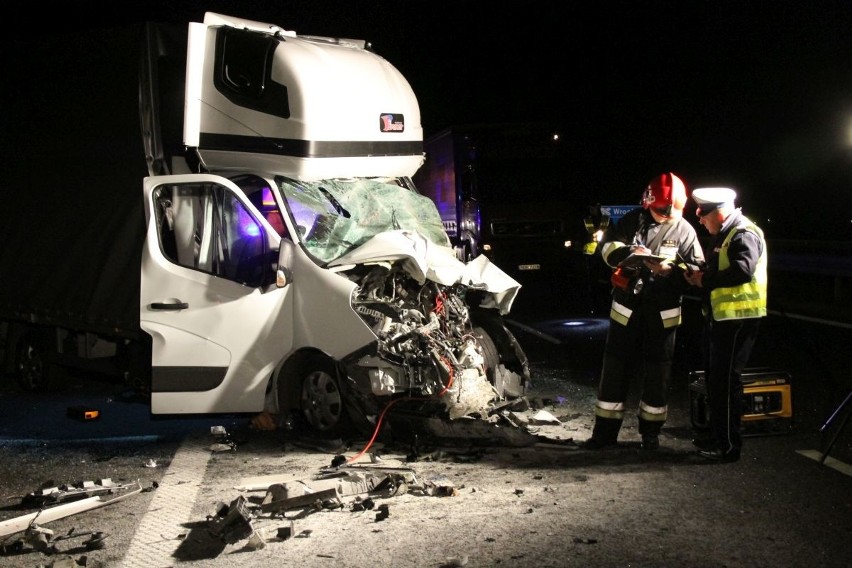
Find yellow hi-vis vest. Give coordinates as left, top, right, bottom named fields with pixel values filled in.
left=710, top=217, right=767, bottom=320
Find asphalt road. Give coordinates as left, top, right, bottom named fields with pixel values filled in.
left=0, top=293, right=850, bottom=567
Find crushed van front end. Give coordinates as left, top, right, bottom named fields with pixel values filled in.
left=341, top=259, right=530, bottom=422
left=276, top=176, right=530, bottom=437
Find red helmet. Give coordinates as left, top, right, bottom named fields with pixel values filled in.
left=642, top=172, right=687, bottom=217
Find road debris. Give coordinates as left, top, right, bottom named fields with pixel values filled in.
left=208, top=497, right=254, bottom=545
left=179, top=456, right=467, bottom=559
left=5, top=525, right=109, bottom=556
left=21, top=479, right=140, bottom=508
left=374, top=503, right=390, bottom=522
left=209, top=425, right=237, bottom=452
left=0, top=479, right=148, bottom=554
left=0, top=480, right=147, bottom=539
left=529, top=409, right=562, bottom=425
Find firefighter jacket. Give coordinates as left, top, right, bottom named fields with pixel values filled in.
left=599, top=207, right=704, bottom=328
left=700, top=211, right=767, bottom=321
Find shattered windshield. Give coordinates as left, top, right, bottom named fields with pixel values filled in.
left=276, top=177, right=451, bottom=263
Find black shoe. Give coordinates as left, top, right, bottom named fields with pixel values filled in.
left=691, top=437, right=716, bottom=450
left=697, top=447, right=740, bottom=463
left=580, top=437, right=618, bottom=450
left=641, top=436, right=660, bottom=450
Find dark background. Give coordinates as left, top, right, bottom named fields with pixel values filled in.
left=8, top=0, right=852, bottom=239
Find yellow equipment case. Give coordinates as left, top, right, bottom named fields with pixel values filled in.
left=689, top=367, right=793, bottom=435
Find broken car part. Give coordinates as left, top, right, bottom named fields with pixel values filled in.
left=21, top=479, right=141, bottom=508
left=0, top=480, right=144, bottom=539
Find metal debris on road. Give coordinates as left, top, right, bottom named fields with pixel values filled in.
left=0, top=480, right=146, bottom=540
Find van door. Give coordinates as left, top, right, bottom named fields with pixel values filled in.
left=140, top=174, right=293, bottom=414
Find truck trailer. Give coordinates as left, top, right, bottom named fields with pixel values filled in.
left=0, top=13, right=530, bottom=436
left=413, top=122, right=596, bottom=315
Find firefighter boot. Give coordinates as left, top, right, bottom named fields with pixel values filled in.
left=638, top=416, right=663, bottom=450
left=581, top=417, right=622, bottom=450
left=637, top=361, right=670, bottom=450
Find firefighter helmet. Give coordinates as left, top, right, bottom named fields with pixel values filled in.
left=642, top=172, right=687, bottom=217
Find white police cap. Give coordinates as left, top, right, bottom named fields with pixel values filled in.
left=692, top=187, right=736, bottom=216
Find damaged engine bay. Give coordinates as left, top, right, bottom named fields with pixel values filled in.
left=344, top=260, right=531, bottom=421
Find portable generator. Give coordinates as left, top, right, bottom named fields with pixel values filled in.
left=689, top=367, right=793, bottom=436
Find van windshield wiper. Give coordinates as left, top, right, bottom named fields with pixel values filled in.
left=318, top=186, right=351, bottom=218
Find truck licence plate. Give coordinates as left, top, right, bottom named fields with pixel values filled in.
left=518, top=264, right=541, bottom=271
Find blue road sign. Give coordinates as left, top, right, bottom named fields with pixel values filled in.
left=599, top=205, right=637, bottom=223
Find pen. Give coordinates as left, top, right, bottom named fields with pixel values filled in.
left=676, top=251, right=694, bottom=275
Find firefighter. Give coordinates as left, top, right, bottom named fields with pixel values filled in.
left=583, top=172, right=705, bottom=450
left=684, top=187, right=767, bottom=462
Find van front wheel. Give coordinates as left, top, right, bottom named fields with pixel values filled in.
left=300, top=366, right=347, bottom=434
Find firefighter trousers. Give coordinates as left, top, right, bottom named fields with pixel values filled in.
left=591, top=303, right=677, bottom=443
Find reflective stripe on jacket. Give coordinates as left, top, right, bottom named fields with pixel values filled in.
left=601, top=209, right=702, bottom=329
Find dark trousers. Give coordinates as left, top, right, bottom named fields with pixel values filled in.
left=702, top=317, right=761, bottom=453
left=594, top=302, right=677, bottom=439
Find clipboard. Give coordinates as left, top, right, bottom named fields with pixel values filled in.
left=617, top=253, right=668, bottom=270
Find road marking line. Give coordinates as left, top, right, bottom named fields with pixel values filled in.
left=796, top=449, right=852, bottom=477
left=119, top=435, right=212, bottom=567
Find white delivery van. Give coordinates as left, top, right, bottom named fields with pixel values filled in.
left=137, top=13, right=530, bottom=436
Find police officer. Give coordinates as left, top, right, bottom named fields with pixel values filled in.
left=583, top=173, right=705, bottom=450
left=685, top=187, right=768, bottom=462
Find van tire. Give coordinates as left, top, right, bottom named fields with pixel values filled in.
left=16, top=332, right=53, bottom=391
left=298, top=360, right=351, bottom=436
left=473, top=324, right=528, bottom=399
left=473, top=326, right=500, bottom=382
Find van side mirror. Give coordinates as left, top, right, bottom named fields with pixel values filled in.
left=276, top=267, right=293, bottom=288
left=276, top=239, right=296, bottom=288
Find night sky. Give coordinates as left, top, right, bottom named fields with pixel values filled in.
left=9, top=0, right=852, bottom=239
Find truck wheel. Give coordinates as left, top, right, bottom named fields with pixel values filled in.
left=299, top=362, right=350, bottom=435
left=16, top=333, right=52, bottom=391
